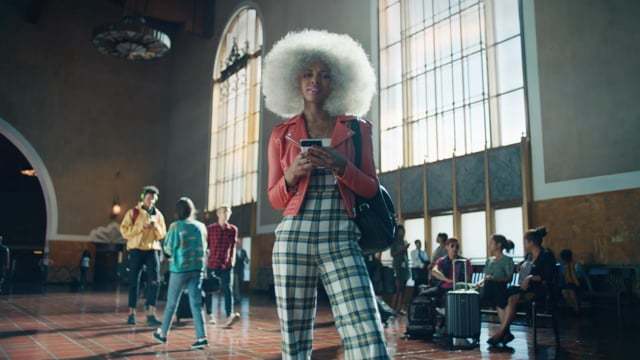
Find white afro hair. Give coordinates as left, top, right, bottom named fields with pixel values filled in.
left=262, top=29, right=377, bottom=118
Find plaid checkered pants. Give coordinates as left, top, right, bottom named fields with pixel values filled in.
left=273, top=170, right=389, bottom=360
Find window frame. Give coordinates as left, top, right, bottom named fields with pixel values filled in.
left=209, top=7, right=263, bottom=210
left=377, top=0, right=528, bottom=172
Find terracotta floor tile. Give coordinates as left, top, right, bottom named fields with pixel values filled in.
left=1, top=287, right=638, bottom=359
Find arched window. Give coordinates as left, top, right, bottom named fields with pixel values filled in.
left=209, top=8, right=262, bottom=209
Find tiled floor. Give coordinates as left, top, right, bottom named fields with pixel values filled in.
left=0, top=287, right=636, bottom=359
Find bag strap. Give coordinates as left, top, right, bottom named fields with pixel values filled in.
left=349, top=118, right=362, bottom=169
left=131, top=208, right=140, bottom=224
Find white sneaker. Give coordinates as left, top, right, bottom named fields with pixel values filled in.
left=222, top=312, right=240, bottom=328
left=208, top=316, right=217, bottom=324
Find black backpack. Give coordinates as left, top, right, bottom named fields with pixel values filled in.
left=349, top=120, right=397, bottom=255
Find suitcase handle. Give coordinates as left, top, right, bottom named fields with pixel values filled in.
left=452, top=258, right=470, bottom=290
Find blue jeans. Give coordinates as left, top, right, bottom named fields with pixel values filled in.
left=212, top=268, right=233, bottom=317
left=161, top=271, right=206, bottom=340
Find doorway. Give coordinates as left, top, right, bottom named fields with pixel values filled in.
left=0, top=133, right=47, bottom=282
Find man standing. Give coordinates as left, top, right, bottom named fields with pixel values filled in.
left=79, top=250, right=91, bottom=291
left=0, top=236, right=9, bottom=294
left=120, top=185, right=167, bottom=326
left=38, top=250, right=52, bottom=293
left=233, top=242, right=249, bottom=302
left=206, top=205, right=240, bottom=328
left=409, top=240, right=429, bottom=289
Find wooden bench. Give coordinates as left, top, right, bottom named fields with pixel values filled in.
left=582, top=266, right=636, bottom=326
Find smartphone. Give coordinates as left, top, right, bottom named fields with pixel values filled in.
left=300, top=138, right=331, bottom=152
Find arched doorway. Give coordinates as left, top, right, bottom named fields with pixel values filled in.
left=0, top=117, right=57, bottom=283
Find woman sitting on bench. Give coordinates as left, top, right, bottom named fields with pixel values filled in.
left=477, top=235, right=515, bottom=346
left=424, top=238, right=472, bottom=302
left=488, top=227, right=556, bottom=346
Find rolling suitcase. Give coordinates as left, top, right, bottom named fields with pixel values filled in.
left=445, top=259, right=480, bottom=348
left=176, top=273, right=220, bottom=322
left=406, top=292, right=437, bottom=339
left=176, top=290, right=195, bottom=322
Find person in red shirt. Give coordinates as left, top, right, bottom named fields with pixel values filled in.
left=206, top=205, right=240, bottom=328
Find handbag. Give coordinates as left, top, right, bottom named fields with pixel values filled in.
left=349, top=119, right=397, bottom=254
left=202, top=272, right=220, bottom=293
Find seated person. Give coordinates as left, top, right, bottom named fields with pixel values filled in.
left=488, top=227, right=557, bottom=346
left=476, top=235, right=515, bottom=346
left=423, top=238, right=472, bottom=303
left=430, top=233, right=448, bottom=265
left=559, top=249, right=582, bottom=314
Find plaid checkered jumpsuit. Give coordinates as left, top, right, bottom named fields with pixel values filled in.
left=273, top=168, right=389, bottom=359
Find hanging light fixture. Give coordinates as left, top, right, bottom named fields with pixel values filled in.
left=92, top=1, right=171, bottom=61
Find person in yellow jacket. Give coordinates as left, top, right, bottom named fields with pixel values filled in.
left=120, top=185, right=167, bottom=326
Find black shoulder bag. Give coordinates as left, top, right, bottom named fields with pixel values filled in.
left=349, top=120, right=397, bottom=254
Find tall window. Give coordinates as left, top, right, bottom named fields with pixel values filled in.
left=494, top=206, right=524, bottom=259
left=209, top=8, right=263, bottom=209
left=430, top=214, right=453, bottom=256
left=379, top=0, right=526, bottom=171
left=404, top=218, right=425, bottom=264
left=460, top=210, right=487, bottom=261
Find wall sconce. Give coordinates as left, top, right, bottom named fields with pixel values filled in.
left=111, top=196, right=122, bottom=217
left=111, top=170, right=122, bottom=218
left=20, top=168, right=37, bottom=177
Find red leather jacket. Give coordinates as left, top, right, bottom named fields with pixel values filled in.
left=267, top=114, right=379, bottom=218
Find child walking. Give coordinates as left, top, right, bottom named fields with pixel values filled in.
left=153, top=197, right=208, bottom=349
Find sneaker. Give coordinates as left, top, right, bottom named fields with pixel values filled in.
left=501, top=331, right=515, bottom=346
left=127, top=314, right=136, bottom=325
left=147, top=315, right=162, bottom=327
left=152, top=329, right=167, bottom=344
left=191, top=338, right=208, bottom=350
left=222, top=312, right=240, bottom=328
left=208, top=316, right=217, bottom=324
left=487, top=336, right=501, bottom=347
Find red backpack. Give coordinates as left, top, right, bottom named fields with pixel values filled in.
left=130, top=208, right=140, bottom=224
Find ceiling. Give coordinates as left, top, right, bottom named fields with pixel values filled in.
left=9, top=0, right=216, bottom=37
left=107, top=0, right=215, bottom=37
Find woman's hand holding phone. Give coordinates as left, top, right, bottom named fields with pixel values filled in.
left=284, top=137, right=346, bottom=186
left=284, top=152, right=314, bottom=187
left=307, top=147, right=347, bottom=176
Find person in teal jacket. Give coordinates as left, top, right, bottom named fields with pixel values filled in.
left=153, top=197, right=209, bottom=350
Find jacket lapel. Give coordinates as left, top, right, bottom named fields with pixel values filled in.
left=331, top=116, right=356, bottom=148
left=284, top=115, right=308, bottom=144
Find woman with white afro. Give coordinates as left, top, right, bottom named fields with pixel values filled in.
left=264, top=29, right=389, bottom=359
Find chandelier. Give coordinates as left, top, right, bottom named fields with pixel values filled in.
left=92, top=2, right=171, bottom=61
